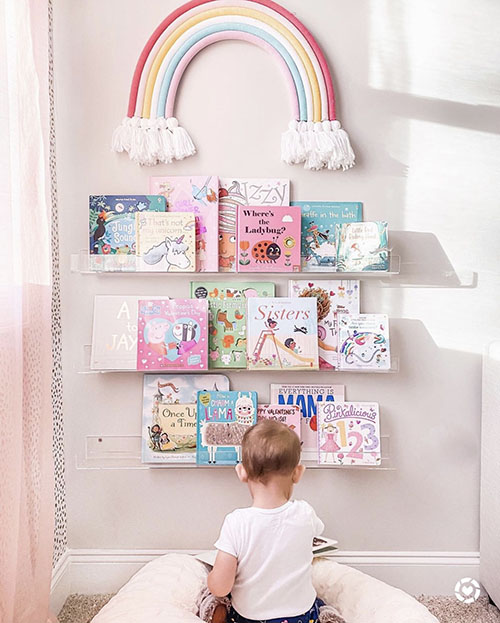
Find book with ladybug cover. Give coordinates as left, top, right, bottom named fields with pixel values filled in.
left=269, top=384, right=345, bottom=460
left=236, top=206, right=301, bottom=272
left=288, top=280, right=360, bottom=369
left=337, top=314, right=391, bottom=370
left=149, top=176, right=219, bottom=272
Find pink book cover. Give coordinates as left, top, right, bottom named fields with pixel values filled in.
left=149, top=176, right=219, bottom=272
left=257, top=404, right=301, bottom=440
left=236, top=206, right=301, bottom=272
left=137, top=299, right=208, bottom=371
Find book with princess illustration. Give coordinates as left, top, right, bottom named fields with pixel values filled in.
left=137, top=299, right=208, bottom=371
left=236, top=206, right=301, bottom=273
left=289, top=280, right=360, bottom=369
left=219, top=179, right=290, bottom=272
left=317, top=401, right=381, bottom=466
left=191, top=282, right=275, bottom=369
left=196, top=390, right=258, bottom=465
left=269, top=384, right=345, bottom=460
left=149, top=176, right=219, bottom=272
left=142, top=374, right=230, bottom=464
left=257, top=404, right=301, bottom=439
left=337, top=314, right=391, bottom=370
left=292, top=201, right=362, bottom=271
left=135, top=212, right=196, bottom=272
left=336, top=221, right=389, bottom=272
left=246, top=298, right=319, bottom=370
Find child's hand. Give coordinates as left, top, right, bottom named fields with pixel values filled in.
left=207, top=551, right=237, bottom=597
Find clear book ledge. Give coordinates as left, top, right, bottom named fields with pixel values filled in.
left=75, top=435, right=394, bottom=471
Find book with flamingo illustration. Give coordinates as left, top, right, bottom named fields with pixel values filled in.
left=141, top=373, right=230, bottom=464
left=246, top=298, right=318, bottom=370
left=317, top=402, right=381, bottom=466
left=191, top=281, right=275, bottom=369
left=149, top=176, right=219, bottom=272
left=257, top=404, right=301, bottom=439
left=270, top=384, right=345, bottom=460
left=137, top=299, right=208, bottom=371
left=236, top=206, right=301, bottom=273
left=337, top=314, right=391, bottom=370
left=219, top=178, right=290, bottom=272
left=336, top=221, right=389, bottom=272
left=288, top=280, right=360, bottom=369
left=292, top=202, right=362, bottom=271
left=135, top=212, right=196, bottom=272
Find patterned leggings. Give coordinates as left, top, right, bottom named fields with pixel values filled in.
left=229, top=598, right=325, bottom=623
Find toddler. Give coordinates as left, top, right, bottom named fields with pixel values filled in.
left=207, top=419, right=325, bottom=623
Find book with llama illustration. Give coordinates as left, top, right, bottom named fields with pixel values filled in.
left=336, top=221, right=389, bottom=272
left=219, top=178, right=290, bottom=272
left=137, top=299, right=208, bottom=371
left=149, top=176, right=219, bottom=271
left=236, top=206, right=301, bottom=273
left=135, top=212, right=196, bottom=272
left=292, top=201, right=362, bottom=271
left=318, top=401, right=381, bottom=466
left=89, top=195, right=166, bottom=271
left=141, top=373, right=229, bottom=464
left=257, top=405, right=301, bottom=439
left=289, top=280, right=360, bottom=369
left=196, top=390, right=258, bottom=465
left=191, top=281, right=275, bottom=369
left=246, top=298, right=318, bottom=370
left=337, top=314, right=391, bottom=371
left=270, top=384, right=345, bottom=460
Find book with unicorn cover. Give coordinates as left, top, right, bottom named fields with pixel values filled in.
left=292, top=201, right=362, bottom=271
left=137, top=299, right=208, bottom=371
left=246, top=297, right=318, bottom=370
left=257, top=404, right=301, bottom=440
left=149, top=176, right=219, bottom=271
left=337, top=314, right=391, bottom=370
left=288, top=280, right=360, bottom=369
left=317, top=401, right=381, bottom=466
left=219, top=178, right=290, bottom=272
left=336, top=221, right=389, bottom=272
left=236, top=206, right=301, bottom=273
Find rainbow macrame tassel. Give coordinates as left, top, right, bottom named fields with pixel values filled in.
left=112, top=0, right=355, bottom=171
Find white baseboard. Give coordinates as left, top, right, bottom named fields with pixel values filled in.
left=52, top=549, right=480, bottom=613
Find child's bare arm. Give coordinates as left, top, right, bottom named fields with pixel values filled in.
left=207, top=551, right=237, bottom=597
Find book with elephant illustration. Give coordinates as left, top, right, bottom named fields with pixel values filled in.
left=337, top=314, right=391, bottom=370
left=137, top=299, right=208, bottom=371
left=190, top=281, right=275, bottom=369
left=149, top=175, right=219, bottom=272
left=196, top=390, right=258, bottom=465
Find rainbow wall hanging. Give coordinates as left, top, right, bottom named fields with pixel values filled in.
left=111, top=0, right=355, bottom=171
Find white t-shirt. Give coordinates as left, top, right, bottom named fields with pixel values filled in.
left=214, top=499, right=324, bottom=620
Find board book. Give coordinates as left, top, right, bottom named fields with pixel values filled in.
left=256, top=404, right=301, bottom=439
left=317, top=401, right=381, bottom=466
left=196, top=390, right=258, bottom=465
left=236, top=206, right=301, bottom=272
left=292, top=201, right=362, bottom=271
left=337, top=314, right=391, bottom=371
left=137, top=299, right=208, bottom=371
left=149, top=176, right=219, bottom=271
left=336, top=221, right=389, bottom=272
left=246, top=298, right=318, bottom=370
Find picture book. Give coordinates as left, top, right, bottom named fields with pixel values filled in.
left=288, top=280, right=360, bottom=369
left=89, top=195, right=166, bottom=270
left=219, top=178, right=290, bottom=272
left=246, top=298, right=319, bottom=370
left=191, top=282, right=275, bottom=369
left=317, top=401, right=381, bottom=466
left=269, top=384, right=345, bottom=460
left=135, top=212, right=196, bottom=272
left=141, top=373, right=230, bottom=464
left=236, top=206, right=301, bottom=273
left=137, top=299, right=208, bottom=371
left=196, top=390, right=258, bottom=465
left=149, top=176, right=219, bottom=271
left=292, top=202, right=362, bottom=271
left=336, top=221, right=389, bottom=272
left=257, top=404, right=301, bottom=439
left=337, top=314, right=391, bottom=370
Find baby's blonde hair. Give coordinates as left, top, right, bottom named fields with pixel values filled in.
left=242, top=419, right=301, bottom=482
